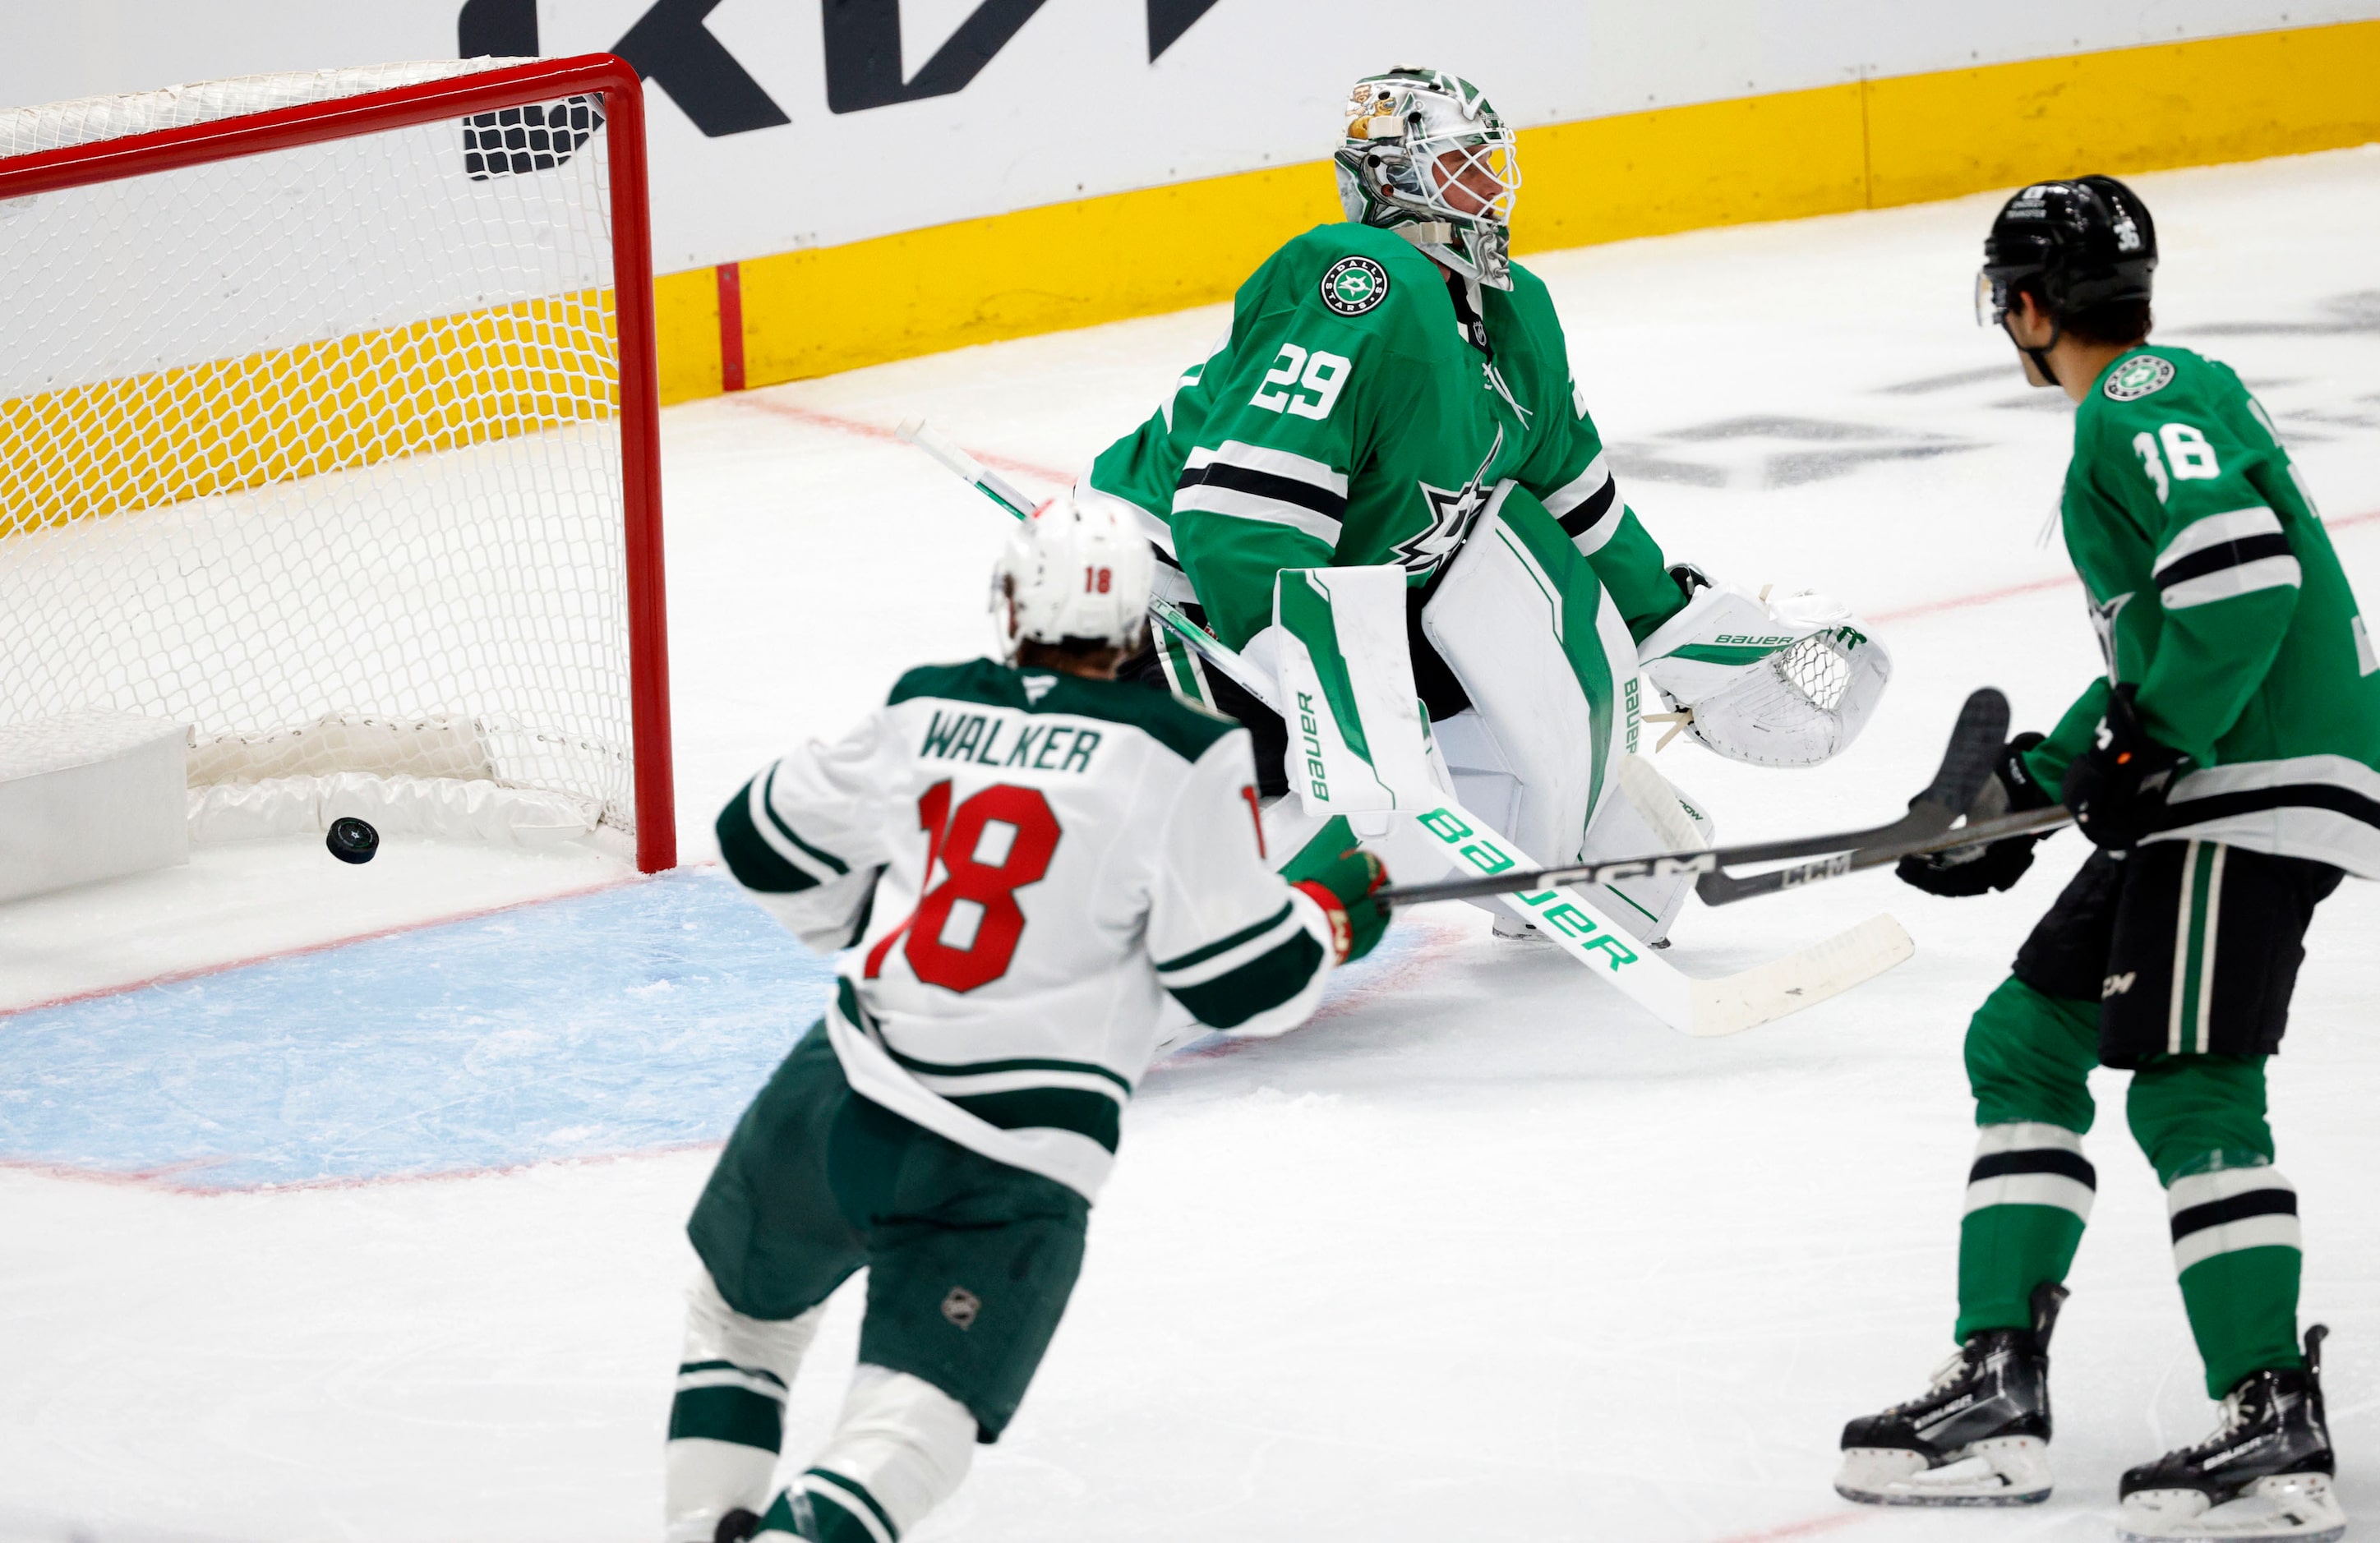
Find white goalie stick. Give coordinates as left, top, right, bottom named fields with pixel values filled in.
left=1384, top=688, right=2015, bottom=905
left=897, top=417, right=1917, bottom=1037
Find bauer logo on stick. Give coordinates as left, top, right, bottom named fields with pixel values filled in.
left=1320, top=256, right=1390, bottom=316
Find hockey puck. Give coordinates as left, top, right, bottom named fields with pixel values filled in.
left=326, top=817, right=381, bottom=865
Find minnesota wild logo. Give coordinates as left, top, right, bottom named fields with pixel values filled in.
left=1320, top=256, right=1390, bottom=316
left=2103, top=353, right=2175, bottom=402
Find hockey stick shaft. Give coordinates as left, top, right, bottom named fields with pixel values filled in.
left=895, top=419, right=1284, bottom=712
left=1694, top=804, right=2074, bottom=905
left=1377, top=688, right=2012, bottom=907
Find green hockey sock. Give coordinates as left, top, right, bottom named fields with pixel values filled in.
left=2167, top=1162, right=2304, bottom=1395
left=1955, top=978, right=2101, bottom=1342
left=1956, top=1121, right=2095, bottom=1340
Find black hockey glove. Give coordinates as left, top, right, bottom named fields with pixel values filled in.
left=2060, top=685, right=2191, bottom=850
left=1897, top=732, right=2055, bottom=897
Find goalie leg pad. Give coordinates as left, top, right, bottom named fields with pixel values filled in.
left=1575, top=754, right=1718, bottom=945
left=1420, top=482, right=1639, bottom=873
left=667, top=1268, right=828, bottom=1543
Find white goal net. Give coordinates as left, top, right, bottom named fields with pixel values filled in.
left=0, top=56, right=672, bottom=869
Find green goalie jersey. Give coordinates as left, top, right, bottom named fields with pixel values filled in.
left=1082, top=221, right=1684, bottom=651
left=2022, top=345, right=2380, bottom=875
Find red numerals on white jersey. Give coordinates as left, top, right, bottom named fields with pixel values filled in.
left=866, top=780, right=1062, bottom=993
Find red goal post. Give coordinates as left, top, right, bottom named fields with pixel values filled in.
left=0, top=55, right=676, bottom=872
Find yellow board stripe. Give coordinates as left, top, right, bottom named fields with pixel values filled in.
left=2, top=291, right=616, bottom=536
left=662, top=16, right=2380, bottom=398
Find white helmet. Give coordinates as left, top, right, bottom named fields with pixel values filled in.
left=990, top=491, right=1154, bottom=660
left=1334, top=66, right=1521, bottom=290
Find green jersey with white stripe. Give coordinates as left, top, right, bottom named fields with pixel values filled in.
left=2023, top=344, right=2380, bottom=874
left=1082, top=221, right=1684, bottom=651
left=712, top=659, right=1340, bottom=1201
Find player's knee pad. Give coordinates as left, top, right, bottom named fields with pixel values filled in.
left=791, top=1365, right=977, bottom=1542
left=1571, top=753, right=1714, bottom=944
left=666, top=1269, right=828, bottom=1541
left=1963, top=977, right=2101, bottom=1131
left=2125, top=1056, right=2275, bottom=1186
left=1419, top=481, right=1638, bottom=870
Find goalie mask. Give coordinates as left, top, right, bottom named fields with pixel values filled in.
left=990, top=491, right=1153, bottom=661
left=1334, top=66, right=1520, bottom=290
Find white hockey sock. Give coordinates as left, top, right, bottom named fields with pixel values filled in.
left=784, top=1365, right=976, bottom=1543
left=665, top=1269, right=827, bottom=1543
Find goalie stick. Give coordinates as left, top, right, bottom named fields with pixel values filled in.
left=1378, top=688, right=2011, bottom=907
left=897, top=416, right=1916, bottom=1036
left=897, top=419, right=1286, bottom=712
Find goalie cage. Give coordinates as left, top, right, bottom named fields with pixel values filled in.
left=0, top=54, right=676, bottom=873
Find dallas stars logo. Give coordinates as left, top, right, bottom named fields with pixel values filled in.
left=2103, top=354, right=2175, bottom=401
left=1320, top=256, right=1390, bottom=317
left=2089, top=591, right=2133, bottom=677
left=1391, top=432, right=1506, bottom=573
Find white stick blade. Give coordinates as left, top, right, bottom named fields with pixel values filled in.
left=1688, top=913, right=1914, bottom=1037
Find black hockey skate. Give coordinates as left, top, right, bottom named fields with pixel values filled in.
left=2116, top=1326, right=2345, bottom=1543
left=1834, top=1283, right=2064, bottom=1506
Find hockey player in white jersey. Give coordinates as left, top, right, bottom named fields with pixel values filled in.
left=662, top=495, right=1391, bottom=1543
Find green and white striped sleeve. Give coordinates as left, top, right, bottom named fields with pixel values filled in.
left=714, top=711, right=898, bottom=954
left=1147, top=731, right=1335, bottom=1034
left=2121, top=411, right=2301, bottom=759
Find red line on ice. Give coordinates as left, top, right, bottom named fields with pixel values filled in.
left=740, top=394, right=2380, bottom=627
left=1, top=1139, right=726, bottom=1198
left=1872, top=505, right=2380, bottom=624
left=731, top=397, right=1075, bottom=490
left=1704, top=1513, right=1869, bottom=1543
left=0, top=870, right=654, bottom=1021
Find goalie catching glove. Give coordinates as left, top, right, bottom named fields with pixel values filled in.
left=1635, top=569, right=1892, bottom=768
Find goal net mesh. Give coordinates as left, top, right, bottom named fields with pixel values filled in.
left=0, top=59, right=644, bottom=843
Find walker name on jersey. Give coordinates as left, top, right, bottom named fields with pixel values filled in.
left=920, top=710, right=1103, bottom=772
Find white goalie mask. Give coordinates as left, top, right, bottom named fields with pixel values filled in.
left=1333, top=65, right=1521, bottom=289
left=990, top=491, right=1154, bottom=661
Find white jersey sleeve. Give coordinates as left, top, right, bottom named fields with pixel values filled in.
left=714, top=657, right=1340, bottom=1203
left=713, top=710, right=902, bottom=954
left=1148, top=731, right=1336, bottom=1037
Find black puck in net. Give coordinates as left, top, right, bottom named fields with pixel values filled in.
left=326, top=816, right=381, bottom=864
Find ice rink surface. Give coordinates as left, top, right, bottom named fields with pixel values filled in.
left=6, top=147, right=2380, bottom=1541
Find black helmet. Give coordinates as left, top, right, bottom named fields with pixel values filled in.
left=1976, top=175, right=2156, bottom=329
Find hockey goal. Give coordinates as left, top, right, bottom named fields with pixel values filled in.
left=0, top=54, right=675, bottom=873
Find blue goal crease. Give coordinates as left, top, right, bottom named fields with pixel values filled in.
left=0, top=870, right=837, bottom=1192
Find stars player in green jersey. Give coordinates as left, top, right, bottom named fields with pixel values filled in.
left=1836, top=177, right=2364, bottom=1543
left=1082, top=67, right=1893, bottom=946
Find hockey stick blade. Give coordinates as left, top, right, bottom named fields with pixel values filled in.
left=1379, top=689, right=2013, bottom=908
left=1695, top=804, right=2074, bottom=906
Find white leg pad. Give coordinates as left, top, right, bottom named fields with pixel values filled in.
left=666, top=1269, right=828, bottom=1543
left=796, top=1364, right=977, bottom=1541
left=1419, top=485, right=1640, bottom=883
left=1575, top=754, right=1717, bottom=944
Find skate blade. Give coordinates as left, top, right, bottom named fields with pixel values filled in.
left=2116, top=1472, right=2346, bottom=1543
left=1835, top=1441, right=2052, bottom=1508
